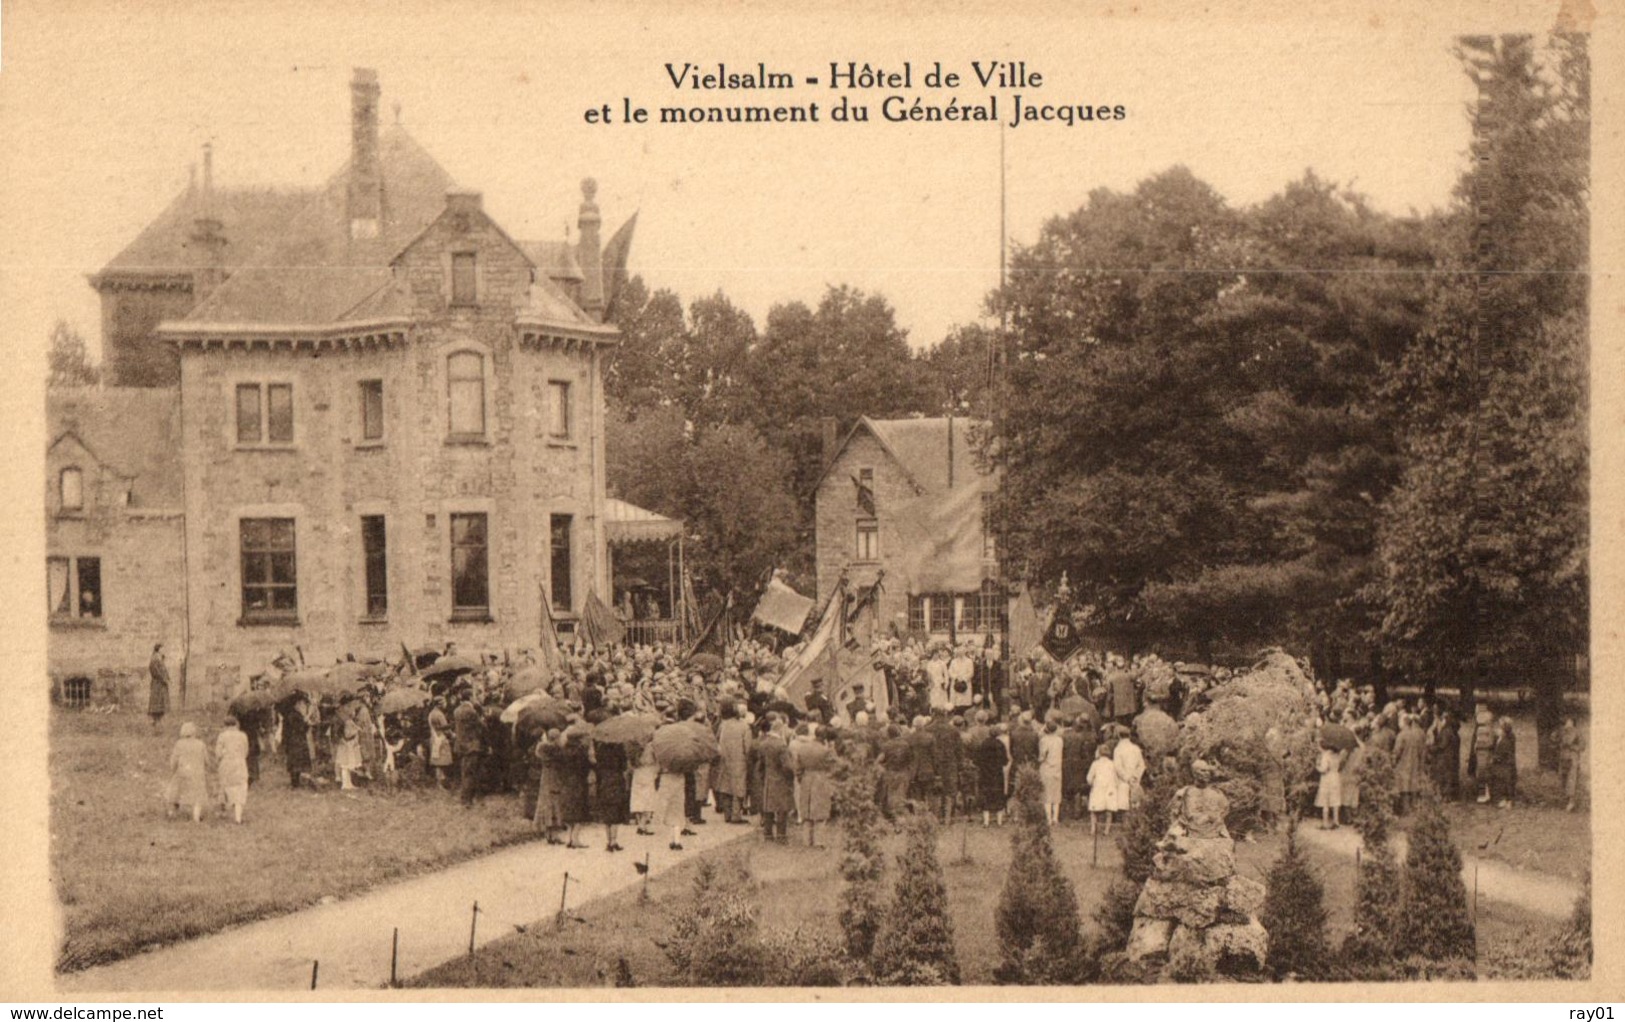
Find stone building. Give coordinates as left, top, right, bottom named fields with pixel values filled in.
left=812, top=416, right=1003, bottom=644
left=48, top=68, right=635, bottom=706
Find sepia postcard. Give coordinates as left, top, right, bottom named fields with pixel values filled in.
left=0, top=0, right=1619, bottom=1003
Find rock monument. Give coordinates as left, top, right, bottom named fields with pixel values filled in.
left=1125, top=760, right=1268, bottom=975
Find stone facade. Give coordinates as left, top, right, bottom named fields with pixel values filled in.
left=48, top=69, right=631, bottom=708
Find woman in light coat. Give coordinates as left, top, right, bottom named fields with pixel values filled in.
left=166, top=722, right=209, bottom=823
left=1112, top=730, right=1145, bottom=822
left=1037, top=721, right=1065, bottom=825
left=1315, top=744, right=1345, bottom=829
left=1086, top=745, right=1120, bottom=835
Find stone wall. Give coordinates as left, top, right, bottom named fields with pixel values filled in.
left=813, top=428, right=921, bottom=634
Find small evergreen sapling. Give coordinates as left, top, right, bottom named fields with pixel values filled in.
left=871, top=813, right=961, bottom=985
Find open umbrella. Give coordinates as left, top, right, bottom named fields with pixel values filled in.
left=421, top=654, right=483, bottom=680
left=651, top=721, right=717, bottom=772
left=378, top=687, right=430, bottom=714
left=500, top=691, right=547, bottom=724
left=506, top=665, right=551, bottom=696
left=329, top=661, right=387, bottom=690
left=593, top=712, right=659, bottom=745
left=685, top=652, right=725, bottom=674
left=517, top=696, right=573, bottom=732
left=1320, top=723, right=1358, bottom=751
left=272, top=669, right=333, bottom=699
left=229, top=689, right=278, bottom=717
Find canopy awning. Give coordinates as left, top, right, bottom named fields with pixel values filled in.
left=605, top=497, right=684, bottom=544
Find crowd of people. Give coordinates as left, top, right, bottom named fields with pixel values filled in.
left=154, top=633, right=1584, bottom=839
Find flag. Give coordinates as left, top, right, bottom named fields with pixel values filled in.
left=1041, top=600, right=1083, bottom=663
left=684, top=591, right=733, bottom=661
left=893, top=482, right=990, bottom=593
left=776, top=581, right=844, bottom=706
left=681, top=568, right=705, bottom=640
left=581, top=588, right=626, bottom=648
left=845, top=572, right=885, bottom=650
left=749, top=573, right=815, bottom=636
left=600, top=213, right=639, bottom=320
left=537, top=583, right=564, bottom=674
left=1006, top=584, right=1043, bottom=659
left=852, top=473, right=876, bottom=516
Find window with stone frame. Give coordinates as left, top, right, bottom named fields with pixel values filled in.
left=240, top=518, right=297, bottom=622
left=908, top=594, right=927, bottom=633
left=359, top=379, right=385, bottom=442
left=550, top=514, right=574, bottom=612
left=59, top=467, right=84, bottom=512
left=361, top=515, right=387, bottom=619
left=855, top=518, right=879, bottom=561
left=48, top=555, right=101, bottom=621
left=450, top=513, right=490, bottom=618
left=447, top=351, right=486, bottom=437
left=451, top=252, right=477, bottom=305
left=548, top=380, right=573, bottom=440
left=235, top=382, right=294, bottom=445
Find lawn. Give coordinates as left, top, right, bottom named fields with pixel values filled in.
left=412, top=820, right=1287, bottom=988
left=51, top=707, right=542, bottom=973
left=411, top=811, right=1581, bottom=989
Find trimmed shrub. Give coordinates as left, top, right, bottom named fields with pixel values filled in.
left=1394, top=798, right=1475, bottom=969
left=1342, top=746, right=1400, bottom=971
left=872, top=813, right=960, bottom=985
left=1117, top=769, right=1174, bottom=886
left=1261, top=822, right=1331, bottom=981
left=833, top=755, right=887, bottom=966
left=664, top=855, right=769, bottom=986
left=993, top=767, right=1087, bottom=984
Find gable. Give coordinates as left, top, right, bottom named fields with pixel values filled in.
left=393, top=201, right=538, bottom=313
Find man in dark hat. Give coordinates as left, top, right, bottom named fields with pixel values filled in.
left=804, top=680, right=834, bottom=726
left=844, top=683, right=872, bottom=722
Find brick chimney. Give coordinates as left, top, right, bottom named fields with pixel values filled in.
left=576, top=177, right=604, bottom=318
left=189, top=141, right=227, bottom=300
left=347, top=68, right=382, bottom=240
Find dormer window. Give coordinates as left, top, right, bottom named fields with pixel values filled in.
left=451, top=252, right=477, bottom=305
left=60, top=467, right=84, bottom=512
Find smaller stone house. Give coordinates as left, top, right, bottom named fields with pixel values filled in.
left=812, top=416, right=1002, bottom=643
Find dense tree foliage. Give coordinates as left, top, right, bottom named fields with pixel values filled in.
left=1370, top=35, right=1587, bottom=748
left=48, top=320, right=100, bottom=388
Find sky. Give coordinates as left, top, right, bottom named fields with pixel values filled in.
left=0, top=1, right=1527, bottom=364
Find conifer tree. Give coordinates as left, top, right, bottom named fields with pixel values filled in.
left=993, top=767, right=1086, bottom=984
left=1343, top=747, right=1400, bottom=969
left=1261, top=822, right=1331, bottom=981
left=834, top=756, right=887, bottom=965
left=1395, top=797, right=1475, bottom=967
left=871, top=813, right=960, bottom=985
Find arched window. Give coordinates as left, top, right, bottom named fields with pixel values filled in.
left=447, top=351, right=486, bottom=437
left=60, top=467, right=84, bottom=511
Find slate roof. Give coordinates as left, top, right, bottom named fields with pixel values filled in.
left=816, top=416, right=993, bottom=497
left=181, top=127, right=457, bottom=326
left=47, top=388, right=184, bottom=508
left=518, top=239, right=585, bottom=282
left=96, top=187, right=315, bottom=280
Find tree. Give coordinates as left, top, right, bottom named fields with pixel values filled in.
left=1394, top=798, right=1475, bottom=967
left=1260, top=822, right=1330, bottom=980
left=993, top=767, right=1086, bottom=983
left=48, top=320, right=99, bottom=388
left=1371, top=35, right=1587, bottom=757
left=1342, top=748, right=1401, bottom=971
left=606, top=405, right=801, bottom=601
left=605, top=276, right=685, bottom=412
left=916, top=323, right=996, bottom=416
left=871, top=813, right=960, bottom=985
left=742, top=285, right=931, bottom=504
left=985, top=167, right=1435, bottom=657
left=833, top=756, right=887, bottom=968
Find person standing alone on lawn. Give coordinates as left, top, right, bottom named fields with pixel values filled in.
left=1559, top=717, right=1585, bottom=812
left=214, top=715, right=250, bottom=824
left=148, top=643, right=170, bottom=730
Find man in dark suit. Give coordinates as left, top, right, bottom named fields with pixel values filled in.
left=844, top=683, right=873, bottom=721
left=452, top=691, right=485, bottom=807
left=929, top=711, right=964, bottom=823
left=804, top=680, right=835, bottom=725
